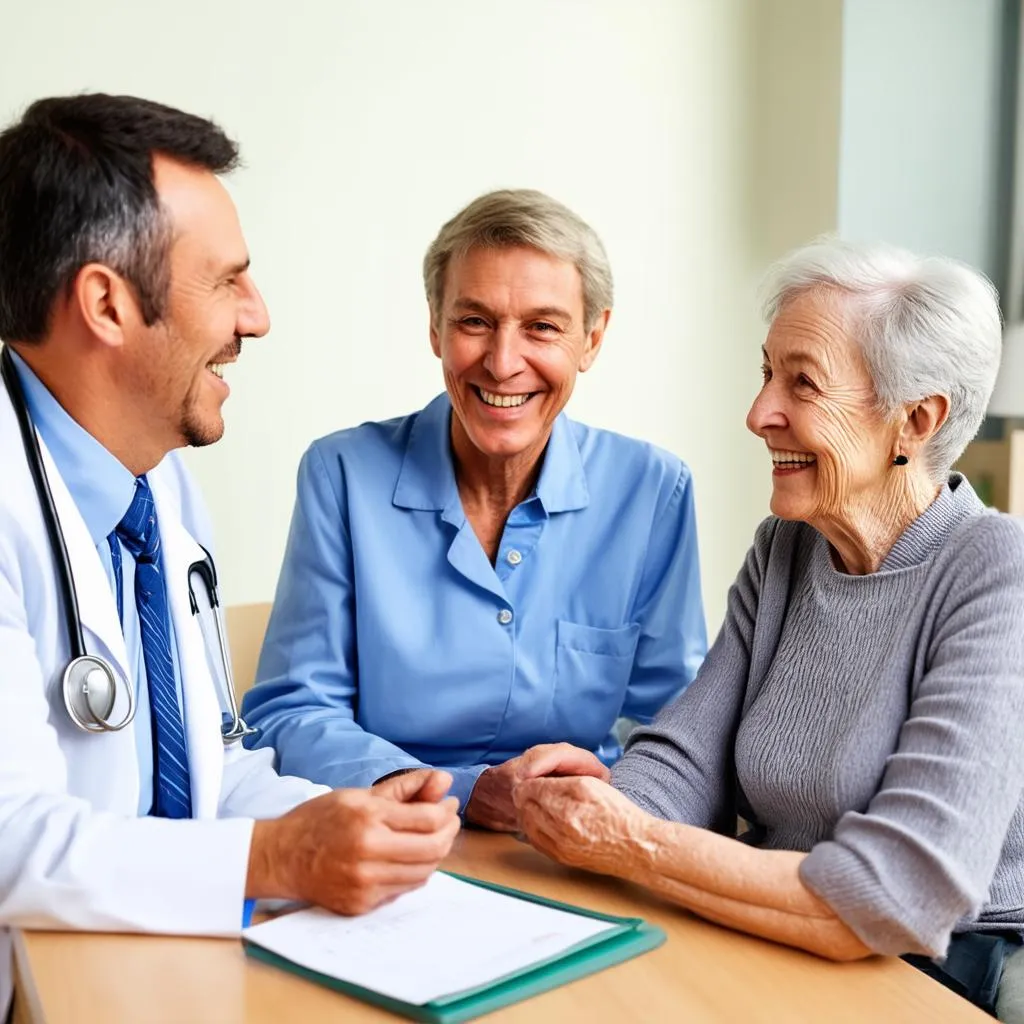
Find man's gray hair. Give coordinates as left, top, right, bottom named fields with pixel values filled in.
left=423, top=189, right=613, bottom=329
left=760, top=238, right=1002, bottom=482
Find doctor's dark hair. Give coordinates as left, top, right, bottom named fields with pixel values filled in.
left=0, top=93, right=239, bottom=343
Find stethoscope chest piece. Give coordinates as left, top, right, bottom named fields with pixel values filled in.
left=4, top=347, right=246, bottom=742
left=62, top=655, right=135, bottom=732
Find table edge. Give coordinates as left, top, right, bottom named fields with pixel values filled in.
left=12, top=930, right=46, bottom=1024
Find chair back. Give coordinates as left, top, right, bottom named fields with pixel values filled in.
left=225, top=602, right=272, bottom=699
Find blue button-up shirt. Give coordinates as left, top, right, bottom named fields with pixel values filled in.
left=243, top=394, right=707, bottom=810
left=10, top=350, right=183, bottom=816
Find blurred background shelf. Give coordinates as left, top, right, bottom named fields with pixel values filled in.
left=956, top=430, right=1024, bottom=513
left=958, top=324, right=1024, bottom=514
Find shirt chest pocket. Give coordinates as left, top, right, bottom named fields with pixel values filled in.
left=547, top=620, right=641, bottom=748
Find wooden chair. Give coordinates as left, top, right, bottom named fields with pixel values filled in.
left=225, top=602, right=272, bottom=700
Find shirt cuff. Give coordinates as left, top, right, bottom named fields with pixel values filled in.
left=443, top=765, right=490, bottom=816
left=371, top=766, right=420, bottom=785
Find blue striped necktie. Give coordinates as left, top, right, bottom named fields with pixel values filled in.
left=112, top=477, right=193, bottom=819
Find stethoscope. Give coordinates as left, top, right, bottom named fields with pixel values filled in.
left=1, top=345, right=255, bottom=744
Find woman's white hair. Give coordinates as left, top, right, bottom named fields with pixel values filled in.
left=760, top=238, right=1003, bottom=482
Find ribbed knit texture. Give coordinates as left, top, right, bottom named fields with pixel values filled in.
left=612, top=475, right=1024, bottom=958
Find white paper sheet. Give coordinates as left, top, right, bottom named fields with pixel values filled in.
left=243, top=872, right=617, bottom=1005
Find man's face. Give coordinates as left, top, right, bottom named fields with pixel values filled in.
left=124, top=155, right=269, bottom=451
left=429, top=245, right=606, bottom=464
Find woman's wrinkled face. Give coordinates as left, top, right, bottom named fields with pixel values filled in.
left=745, top=288, right=896, bottom=524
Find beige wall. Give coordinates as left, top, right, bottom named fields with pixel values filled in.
left=0, top=0, right=844, bottom=636
left=749, top=0, right=843, bottom=265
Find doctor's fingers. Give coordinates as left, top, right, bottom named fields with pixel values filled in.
left=372, top=816, right=461, bottom=864
left=370, top=880, right=432, bottom=908
left=380, top=795, right=460, bottom=833
left=349, top=878, right=435, bottom=915
left=355, top=859, right=443, bottom=888
left=316, top=874, right=433, bottom=917
left=374, top=768, right=453, bottom=804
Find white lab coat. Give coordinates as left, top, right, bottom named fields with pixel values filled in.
left=0, top=377, right=327, bottom=1013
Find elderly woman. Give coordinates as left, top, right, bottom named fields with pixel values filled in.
left=514, top=239, right=1024, bottom=1016
left=241, top=189, right=706, bottom=830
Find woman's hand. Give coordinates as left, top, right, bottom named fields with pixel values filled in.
left=465, top=744, right=610, bottom=832
left=518, top=776, right=873, bottom=962
left=513, top=775, right=652, bottom=876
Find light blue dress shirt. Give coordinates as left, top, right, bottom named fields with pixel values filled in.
left=10, top=350, right=185, bottom=816
left=243, top=394, right=707, bottom=810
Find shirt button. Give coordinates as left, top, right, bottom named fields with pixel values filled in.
left=497, top=608, right=513, bottom=626
left=506, top=549, right=522, bottom=566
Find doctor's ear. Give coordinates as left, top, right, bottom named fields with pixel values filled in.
left=71, top=263, right=142, bottom=348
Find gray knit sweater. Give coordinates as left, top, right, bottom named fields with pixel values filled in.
left=611, top=475, right=1024, bottom=958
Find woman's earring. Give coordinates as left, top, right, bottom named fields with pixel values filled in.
left=893, top=454, right=909, bottom=466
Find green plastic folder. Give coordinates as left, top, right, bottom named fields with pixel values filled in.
left=243, top=871, right=666, bottom=1023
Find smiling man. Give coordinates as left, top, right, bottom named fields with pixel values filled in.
left=0, top=94, right=459, bottom=1017
left=242, top=189, right=708, bottom=829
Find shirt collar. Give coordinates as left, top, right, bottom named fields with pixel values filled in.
left=8, top=349, right=136, bottom=546
left=392, top=392, right=589, bottom=514
left=533, top=406, right=589, bottom=513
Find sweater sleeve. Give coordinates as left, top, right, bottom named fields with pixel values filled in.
left=800, top=515, right=1024, bottom=958
left=611, top=517, right=773, bottom=831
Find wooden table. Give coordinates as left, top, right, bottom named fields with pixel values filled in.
left=12, top=831, right=988, bottom=1023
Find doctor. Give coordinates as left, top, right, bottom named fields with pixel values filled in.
left=0, top=94, right=459, bottom=1015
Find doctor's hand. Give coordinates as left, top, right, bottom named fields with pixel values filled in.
left=372, top=767, right=454, bottom=804
left=464, top=743, right=610, bottom=833
left=246, top=770, right=460, bottom=916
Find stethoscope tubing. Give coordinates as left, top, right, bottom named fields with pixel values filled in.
left=1, top=346, right=88, bottom=662
left=2, top=344, right=253, bottom=744
left=188, top=556, right=256, bottom=744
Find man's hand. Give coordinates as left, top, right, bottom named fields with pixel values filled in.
left=246, top=769, right=460, bottom=915
left=464, top=743, right=610, bottom=832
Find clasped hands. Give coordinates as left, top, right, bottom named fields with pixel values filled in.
left=467, top=743, right=649, bottom=877
left=247, top=745, right=645, bottom=919
left=248, top=768, right=461, bottom=916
